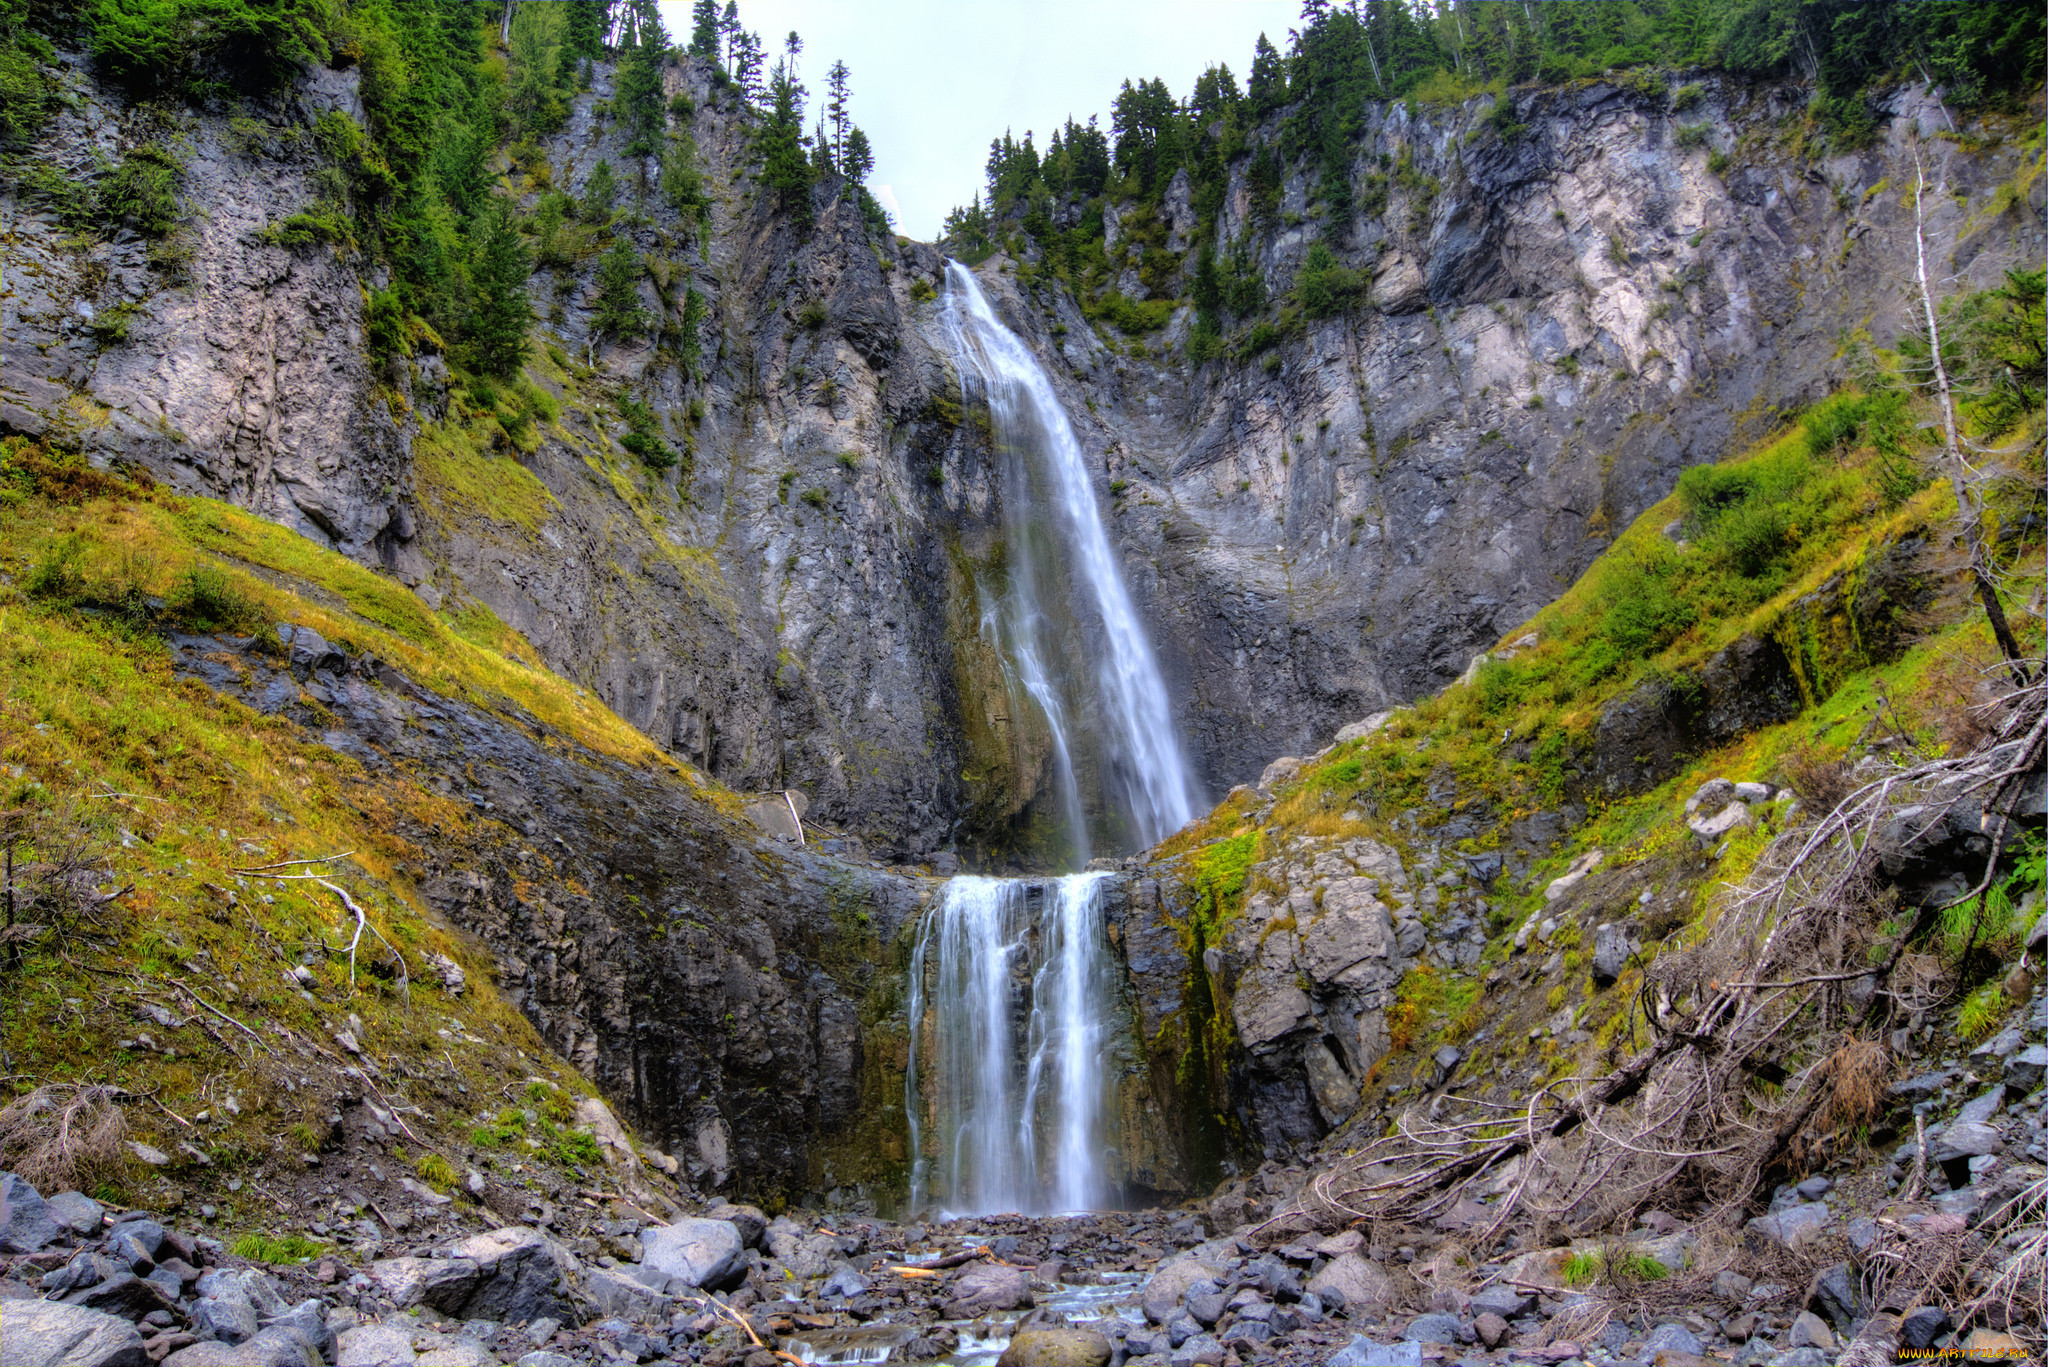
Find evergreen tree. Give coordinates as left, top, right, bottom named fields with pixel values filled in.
left=592, top=236, right=648, bottom=339
left=825, top=59, right=851, bottom=165
left=464, top=198, right=531, bottom=377
left=581, top=159, right=617, bottom=222
left=759, top=54, right=814, bottom=225
left=842, top=127, right=873, bottom=185
left=1246, top=33, right=1285, bottom=117
left=508, top=2, right=568, bottom=135
left=614, top=0, right=669, bottom=155
left=563, top=0, right=613, bottom=60
left=733, top=30, right=765, bottom=105
left=687, top=0, right=719, bottom=57
left=719, top=2, right=740, bottom=65
left=811, top=111, right=834, bottom=174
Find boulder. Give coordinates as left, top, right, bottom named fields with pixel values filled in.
left=1685, top=779, right=1736, bottom=815
left=1787, top=1311, right=1835, bottom=1351
left=2005, top=1044, right=2048, bottom=1091
left=164, top=1328, right=320, bottom=1367
left=944, top=1262, right=1031, bottom=1316
left=1688, top=801, right=1753, bottom=844
left=1258, top=756, right=1303, bottom=791
left=259, top=1300, right=335, bottom=1363
left=1473, top=1312, right=1511, bottom=1349
left=1899, top=1307, right=1950, bottom=1350
left=44, top=1191, right=105, bottom=1239
left=1142, top=1254, right=1229, bottom=1324
left=336, top=1323, right=420, bottom=1367
left=1644, top=1323, right=1704, bottom=1356
left=1468, top=1284, right=1535, bottom=1319
left=1591, top=921, right=1638, bottom=985
left=643, top=1218, right=746, bottom=1292
left=1746, top=1201, right=1831, bottom=1249
left=996, top=1328, right=1113, bottom=1366
left=0, top=1300, right=149, bottom=1366
left=0, top=1171, right=62, bottom=1253
left=580, top=1267, right=667, bottom=1322
left=415, top=1341, right=497, bottom=1367
left=1544, top=849, right=1604, bottom=902
left=1328, top=1338, right=1422, bottom=1367
left=1403, top=1313, right=1463, bottom=1344
left=365, top=1257, right=481, bottom=1313
left=445, top=1226, right=572, bottom=1323
left=1732, top=781, right=1773, bottom=803
left=704, top=1202, right=768, bottom=1250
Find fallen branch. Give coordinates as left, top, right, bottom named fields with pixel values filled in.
left=231, top=852, right=354, bottom=873
left=315, top=880, right=409, bottom=1002
left=689, top=1293, right=804, bottom=1366
left=165, top=982, right=274, bottom=1057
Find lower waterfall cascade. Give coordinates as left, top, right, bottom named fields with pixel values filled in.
left=906, top=262, right=1200, bottom=1217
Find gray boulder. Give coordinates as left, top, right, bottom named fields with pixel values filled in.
left=1329, top=1335, right=1423, bottom=1366
left=1307, top=1253, right=1396, bottom=1317
left=365, top=1257, right=481, bottom=1313
left=1686, top=778, right=1736, bottom=814
left=703, top=1202, right=768, bottom=1250
left=445, top=1226, right=572, bottom=1323
left=1644, top=1323, right=1705, bottom=1356
left=820, top=1265, right=870, bottom=1299
left=1747, top=1201, right=1831, bottom=1249
left=1787, top=1311, right=1835, bottom=1351
left=190, top=1295, right=261, bottom=1346
left=164, top=1328, right=321, bottom=1367
left=2005, top=1045, right=2048, bottom=1091
left=1141, top=1255, right=1228, bottom=1325
left=944, top=1262, right=1031, bottom=1316
left=261, top=1299, right=337, bottom=1363
left=1403, top=1313, right=1464, bottom=1344
left=336, top=1323, right=419, bottom=1366
left=0, top=1300, right=148, bottom=1367
left=642, top=1218, right=746, bottom=1293
left=996, top=1328, right=1113, bottom=1366
left=0, top=1171, right=61, bottom=1253
left=1468, top=1284, right=1535, bottom=1319
left=1592, top=921, right=1638, bottom=985
left=45, top=1191, right=105, bottom=1238
left=580, top=1267, right=667, bottom=1322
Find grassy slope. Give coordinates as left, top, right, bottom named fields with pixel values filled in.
left=0, top=443, right=717, bottom=1240
left=1152, top=377, right=2046, bottom=1130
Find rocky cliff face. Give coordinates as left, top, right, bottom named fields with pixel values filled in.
left=5, top=52, right=2038, bottom=868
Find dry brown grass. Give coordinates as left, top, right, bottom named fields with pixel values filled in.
left=0, top=1084, right=127, bottom=1195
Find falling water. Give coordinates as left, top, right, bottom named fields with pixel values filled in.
left=906, top=873, right=1118, bottom=1216
left=939, top=260, right=1198, bottom=852
left=904, top=263, right=1199, bottom=1218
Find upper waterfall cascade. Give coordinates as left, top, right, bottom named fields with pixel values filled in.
left=939, top=260, right=1198, bottom=856
left=904, top=263, right=1205, bottom=1217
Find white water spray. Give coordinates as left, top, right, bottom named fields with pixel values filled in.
left=939, top=261, right=1198, bottom=851
left=906, top=873, right=1117, bottom=1216
left=904, top=263, right=1201, bottom=1219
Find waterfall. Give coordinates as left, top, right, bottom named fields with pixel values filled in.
left=904, top=262, right=1198, bottom=1218
left=906, top=873, right=1118, bottom=1216
left=939, top=261, right=1198, bottom=852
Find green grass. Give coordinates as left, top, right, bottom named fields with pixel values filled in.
left=231, top=1233, right=328, bottom=1263
left=1561, top=1250, right=1602, bottom=1286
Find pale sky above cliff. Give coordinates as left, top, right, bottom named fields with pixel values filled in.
left=657, top=0, right=1301, bottom=241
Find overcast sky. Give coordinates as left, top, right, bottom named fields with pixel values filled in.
left=656, top=0, right=1302, bottom=241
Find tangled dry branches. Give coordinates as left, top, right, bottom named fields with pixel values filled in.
left=1269, top=676, right=2046, bottom=1243
left=0, top=1083, right=127, bottom=1195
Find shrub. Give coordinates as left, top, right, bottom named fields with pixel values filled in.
left=1674, top=123, right=1711, bottom=150
left=798, top=297, right=828, bottom=329
left=1672, top=82, right=1704, bottom=112
left=230, top=1233, right=327, bottom=1263
left=168, top=564, right=264, bottom=633
left=1295, top=242, right=1363, bottom=319
left=102, top=143, right=181, bottom=237
left=800, top=486, right=828, bottom=509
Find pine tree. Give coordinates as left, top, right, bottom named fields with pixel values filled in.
left=592, top=236, right=648, bottom=340
left=842, top=127, right=873, bottom=185
left=759, top=54, right=814, bottom=226
left=464, top=198, right=532, bottom=377
left=733, top=30, right=765, bottom=105
left=581, top=159, right=617, bottom=223
left=687, top=0, right=719, bottom=57
left=719, top=2, right=740, bottom=66
left=811, top=111, right=834, bottom=174
left=1246, top=33, right=1285, bottom=116
left=824, top=59, right=851, bottom=166
left=614, top=0, right=670, bottom=155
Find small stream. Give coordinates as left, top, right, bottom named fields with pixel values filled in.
left=779, top=1266, right=1145, bottom=1366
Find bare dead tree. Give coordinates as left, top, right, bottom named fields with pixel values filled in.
left=1909, top=142, right=2029, bottom=681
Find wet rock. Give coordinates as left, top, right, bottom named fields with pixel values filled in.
left=1786, top=1312, right=1835, bottom=1351
left=1306, top=1251, right=1394, bottom=1317
left=336, top=1323, right=419, bottom=1366
left=1168, top=1331, right=1224, bottom=1366
left=643, top=1218, right=747, bottom=1292
left=0, top=1300, right=149, bottom=1366
left=820, top=1265, right=870, bottom=1299
left=0, top=1172, right=61, bottom=1253
left=944, top=1262, right=1032, bottom=1316
left=997, top=1328, right=1113, bottom=1366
